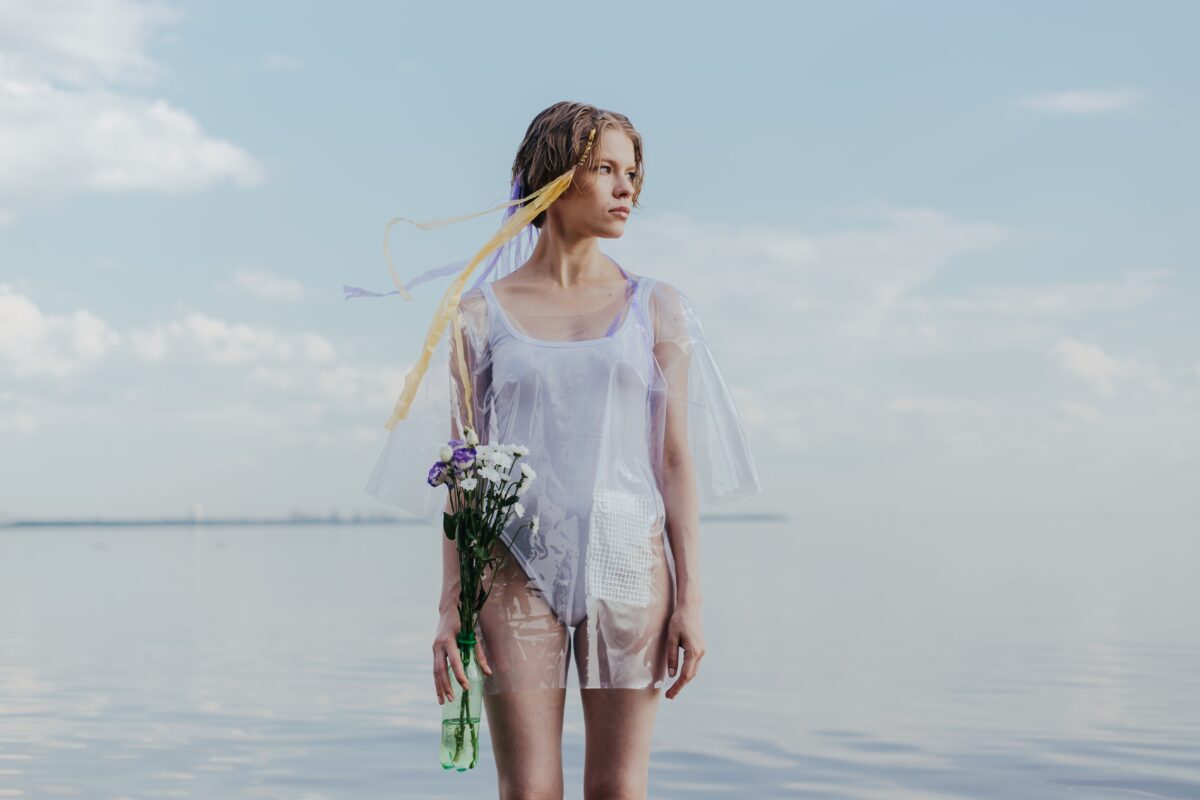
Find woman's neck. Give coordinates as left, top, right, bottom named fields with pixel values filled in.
left=522, top=229, right=615, bottom=288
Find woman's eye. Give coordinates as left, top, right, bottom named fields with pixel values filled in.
left=598, top=165, right=637, bottom=180
left=596, top=165, right=637, bottom=182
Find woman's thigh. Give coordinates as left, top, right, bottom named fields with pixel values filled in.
left=573, top=526, right=674, bottom=690
left=477, top=547, right=573, bottom=796
left=477, top=544, right=571, bottom=694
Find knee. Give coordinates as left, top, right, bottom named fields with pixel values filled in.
left=499, top=776, right=563, bottom=800
left=583, top=776, right=647, bottom=800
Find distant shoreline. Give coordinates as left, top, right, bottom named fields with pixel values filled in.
left=0, top=512, right=789, bottom=529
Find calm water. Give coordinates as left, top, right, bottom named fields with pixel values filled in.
left=1, top=516, right=1198, bottom=799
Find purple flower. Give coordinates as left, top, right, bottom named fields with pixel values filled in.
left=451, top=446, right=477, bottom=472
left=427, top=462, right=451, bottom=487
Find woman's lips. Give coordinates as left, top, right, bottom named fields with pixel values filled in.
left=610, top=209, right=629, bottom=218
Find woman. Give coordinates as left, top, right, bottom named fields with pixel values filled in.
left=357, top=101, right=761, bottom=799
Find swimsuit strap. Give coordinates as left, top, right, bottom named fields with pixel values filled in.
left=603, top=256, right=638, bottom=337
left=634, top=274, right=656, bottom=342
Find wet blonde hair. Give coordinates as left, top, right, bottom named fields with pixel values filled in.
left=511, top=101, right=645, bottom=229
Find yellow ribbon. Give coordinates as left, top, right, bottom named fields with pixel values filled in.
left=382, top=147, right=592, bottom=432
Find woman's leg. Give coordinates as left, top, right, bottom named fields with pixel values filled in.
left=484, top=689, right=568, bottom=800
left=580, top=688, right=662, bottom=800
left=575, top=526, right=672, bottom=799
left=477, top=545, right=571, bottom=799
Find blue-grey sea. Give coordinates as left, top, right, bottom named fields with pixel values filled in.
left=1, top=515, right=1198, bottom=799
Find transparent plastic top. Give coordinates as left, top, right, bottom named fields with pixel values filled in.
left=361, top=254, right=762, bottom=690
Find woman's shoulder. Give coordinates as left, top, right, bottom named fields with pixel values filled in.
left=639, top=275, right=689, bottom=312
left=460, top=285, right=487, bottom=307
left=634, top=275, right=697, bottom=345
left=456, top=287, right=488, bottom=320
left=454, top=286, right=491, bottom=347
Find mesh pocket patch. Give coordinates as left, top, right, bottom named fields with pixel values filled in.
left=586, top=489, right=657, bottom=607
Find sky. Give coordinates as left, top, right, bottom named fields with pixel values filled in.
left=1, top=0, right=1197, bottom=524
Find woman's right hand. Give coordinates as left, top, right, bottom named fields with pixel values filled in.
left=433, top=610, right=493, bottom=704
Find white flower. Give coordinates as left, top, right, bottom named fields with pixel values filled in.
left=439, top=445, right=454, bottom=463
left=512, top=444, right=530, bottom=456
left=520, top=463, right=536, bottom=480
left=516, top=480, right=529, bottom=497
left=491, top=451, right=513, bottom=470
left=464, top=427, right=479, bottom=447
left=531, top=515, right=540, bottom=533
left=513, top=501, right=525, bottom=519
left=459, top=477, right=477, bottom=491
left=480, top=466, right=501, bottom=484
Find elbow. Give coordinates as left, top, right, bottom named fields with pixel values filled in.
left=661, top=447, right=693, bottom=474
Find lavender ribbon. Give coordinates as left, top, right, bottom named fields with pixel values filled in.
left=344, top=174, right=534, bottom=301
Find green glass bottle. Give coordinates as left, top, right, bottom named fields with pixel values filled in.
left=439, top=633, right=483, bottom=771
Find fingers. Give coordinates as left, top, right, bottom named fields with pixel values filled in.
left=665, top=644, right=687, bottom=699
left=666, top=631, right=680, bottom=678
left=433, top=644, right=451, bottom=705
left=433, top=639, right=470, bottom=705
left=665, top=641, right=705, bottom=700
left=475, top=638, right=493, bottom=676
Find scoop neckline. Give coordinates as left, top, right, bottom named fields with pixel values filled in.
left=483, top=276, right=648, bottom=348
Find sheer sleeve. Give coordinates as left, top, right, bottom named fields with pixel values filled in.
left=363, top=288, right=492, bottom=522
left=646, top=280, right=762, bottom=512
left=448, top=289, right=492, bottom=443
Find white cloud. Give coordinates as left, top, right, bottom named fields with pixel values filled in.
left=887, top=394, right=994, bottom=418
left=1050, top=337, right=1167, bottom=395
left=631, top=206, right=1009, bottom=348
left=126, top=325, right=169, bottom=361
left=0, top=284, right=120, bottom=376
left=130, top=312, right=337, bottom=366
left=1018, top=89, right=1142, bottom=114
left=0, top=0, right=179, bottom=88
left=1, top=287, right=338, bottom=379
left=927, top=269, right=1169, bottom=316
left=1059, top=400, right=1102, bottom=423
left=0, top=412, right=38, bottom=434
left=630, top=209, right=1176, bottom=379
left=0, top=0, right=263, bottom=218
left=221, top=270, right=308, bottom=302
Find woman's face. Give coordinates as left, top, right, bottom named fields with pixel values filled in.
left=546, top=130, right=638, bottom=239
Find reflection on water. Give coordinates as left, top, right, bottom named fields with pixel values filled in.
left=1, top=518, right=1197, bottom=798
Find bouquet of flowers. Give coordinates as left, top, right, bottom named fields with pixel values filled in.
left=432, top=424, right=539, bottom=771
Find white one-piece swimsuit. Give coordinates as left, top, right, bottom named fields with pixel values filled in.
left=478, top=269, right=669, bottom=630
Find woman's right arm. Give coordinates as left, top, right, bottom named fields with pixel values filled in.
left=433, top=305, right=494, bottom=702
left=438, top=492, right=460, bottom=617
left=434, top=490, right=475, bottom=704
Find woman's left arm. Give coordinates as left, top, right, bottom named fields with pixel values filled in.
left=660, top=441, right=706, bottom=700
left=654, top=297, right=706, bottom=701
